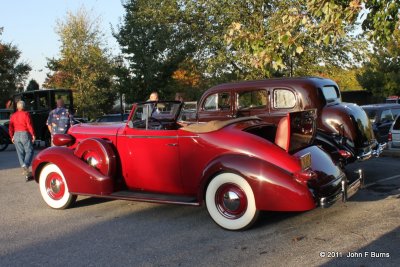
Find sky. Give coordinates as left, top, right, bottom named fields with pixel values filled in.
left=0, top=0, right=124, bottom=87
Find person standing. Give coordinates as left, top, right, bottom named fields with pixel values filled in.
left=9, top=100, right=35, bottom=181
left=47, top=98, right=74, bottom=145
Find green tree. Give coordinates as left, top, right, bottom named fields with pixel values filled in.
left=115, top=0, right=400, bottom=98
left=0, top=27, right=31, bottom=108
left=44, top=8, right=116, bottom=118
left=26, top=79, right=39, bottom=91
left=114, top=0, right=197, bottom=101
left=357, top=29, right=400, bottom=97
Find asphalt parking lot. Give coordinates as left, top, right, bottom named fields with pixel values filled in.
left=0, top=145, right=399, bottom=267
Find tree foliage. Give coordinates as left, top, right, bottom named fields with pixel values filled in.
left=0, top=27, right=31, bottom=108
left=44, top=8, right=116, bottom=118
left=357, top=29, right=400, bottom=97
left=115, top=0, right=400, bottom=99
left=26, top=79, right=39, bottom=91
left=114, top=0, right=199, bottom=101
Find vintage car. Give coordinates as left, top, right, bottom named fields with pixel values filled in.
left=194, top=77, right=386, bottom=166
left=12, top=89, right=73, bottom=147
left=32, top=101, right=363, bottom=230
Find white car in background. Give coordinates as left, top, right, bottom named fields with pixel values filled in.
left=388, top=114, right=400, bottom=150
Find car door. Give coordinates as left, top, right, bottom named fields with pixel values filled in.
left=118, top=127, right=183, bottom=194
left=377, top=109, right=394, bottom=140
left=117, top=104, right=183, bottom=194
left=391, top=115, right=400, bottom=147
left=235, top=89, right=269, bottom=119
left=197, top=92, right=233, bottom=121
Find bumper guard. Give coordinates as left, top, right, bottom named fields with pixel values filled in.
left=357, top=142, right=387, bottom=161
left=320, top=169, right=364, bottom=208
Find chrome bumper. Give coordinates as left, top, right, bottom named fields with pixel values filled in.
left=320, top=169, right=364, bottom=208
left=357, top=142, right=387, bottom=161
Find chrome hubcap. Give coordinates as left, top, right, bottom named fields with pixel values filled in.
left=215, top=183, right=248, bottom=219
left=223, top=191, right=241, bottom=211
left=50, top=179, right=61, bottom=194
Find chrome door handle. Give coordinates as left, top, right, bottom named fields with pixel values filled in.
left=167, top=143, right=178, bottom=146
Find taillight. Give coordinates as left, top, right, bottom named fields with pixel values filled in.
left=294, top=169, right=317, bottom=185
left=388, top=132, right=392, bottom=141
left=338, top=149, right=352, bottom=159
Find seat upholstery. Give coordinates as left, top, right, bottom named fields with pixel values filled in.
left=275, top=115, right=290, bottom=151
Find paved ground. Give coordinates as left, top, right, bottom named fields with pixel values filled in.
left=0, top=145, right=399, bottom=267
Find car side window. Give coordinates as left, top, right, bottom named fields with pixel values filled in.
left=391, top=108, right=400, bottom=118
left=273, top=89, right=296, bottom=109
left=238, top=90, right=267, bottom=110
left=37, top=92, right=50, bottom=110
left=22, top=93, right=36, bottom=111
left=380, top=109, right=394, bottom=122
left=393, top=115, right=400, bottom=130
left=203, top=93, right=230, bottom=111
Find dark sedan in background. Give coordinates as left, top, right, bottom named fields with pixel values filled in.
left=362, top=104, right=400, bottom=143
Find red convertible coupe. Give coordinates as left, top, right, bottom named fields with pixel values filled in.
left=32, top=101, right=363, bottom=230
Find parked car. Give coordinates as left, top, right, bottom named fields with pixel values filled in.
left=0, top=109, right=13, bottom=151
left=95, top=113, right=129, bottom=123
left=386, top=96, right=400, bottom=104
left=195, top=77, right=384, bottom=166
left=12, top=89, right=73, bottom=146
left=0, top=122, right=11, bottom=152
left=0, top=108, right=12, bottom=125
left=32, top=101, right=363, bottom=230
left=361, top=104, right=400, bottom=143
left=388, top=114, right=400, bottom=150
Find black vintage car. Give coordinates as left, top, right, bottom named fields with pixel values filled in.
left=12, top=89, right=73, bottom=146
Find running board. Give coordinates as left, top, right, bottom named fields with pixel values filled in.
left=107, top=190, right=200, bottom=206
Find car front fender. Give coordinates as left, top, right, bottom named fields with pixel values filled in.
left=32, top=147, right=114, bottom=195
left=199, top=154, right=316, bottom=212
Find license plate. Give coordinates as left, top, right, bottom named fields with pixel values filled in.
left=299, top=153, right=312, bottom=170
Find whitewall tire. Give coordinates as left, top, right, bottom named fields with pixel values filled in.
left=39, top=163, right=76, bottom=209
left=205, top=173, right=259, bottom=230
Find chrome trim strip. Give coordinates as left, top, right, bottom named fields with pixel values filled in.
left=125, top=135, right=199, bottom=139
left=72, top=193, right=201, bottom=206
left=126, top=135, right=177, bottom=139
left=72, top=132, right=116, bottom=136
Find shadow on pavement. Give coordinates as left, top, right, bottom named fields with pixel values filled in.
left=322, top=227, right=400, bottom=267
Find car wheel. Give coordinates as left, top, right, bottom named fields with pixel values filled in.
left=205, top=173, right=259, bottom=230
left=39, top=163, right=76, bottom=209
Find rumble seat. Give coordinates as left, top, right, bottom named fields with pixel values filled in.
left=275, top=115, right=290, bottom=151
left=182, top=116, right=260, bottom=133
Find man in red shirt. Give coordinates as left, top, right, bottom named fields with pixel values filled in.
left=9, top=100, right=36, bottom=181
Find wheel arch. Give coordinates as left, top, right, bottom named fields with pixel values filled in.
left=198, top=154, right=316, bottom=211
left=32, top=146, right=114, bottom=195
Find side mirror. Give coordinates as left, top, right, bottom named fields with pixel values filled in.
left=128, top=121, right=133, bottom=128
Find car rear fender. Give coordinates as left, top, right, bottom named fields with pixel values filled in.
left=199, top=154, right=316, bottom=211
left=32, top=147, right=114, bottom=195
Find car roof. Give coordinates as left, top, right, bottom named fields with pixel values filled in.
left=206, top=76, right=337, bottom=92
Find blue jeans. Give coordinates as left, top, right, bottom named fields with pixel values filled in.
left=14, top=131, right=34, bottom=168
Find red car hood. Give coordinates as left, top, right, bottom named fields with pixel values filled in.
left=69, top=122, right=124, bottom=136
left=68, top=123, right=124, bottom=148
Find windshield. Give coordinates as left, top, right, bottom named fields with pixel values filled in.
left=130, top=101, right=182, bottom=129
